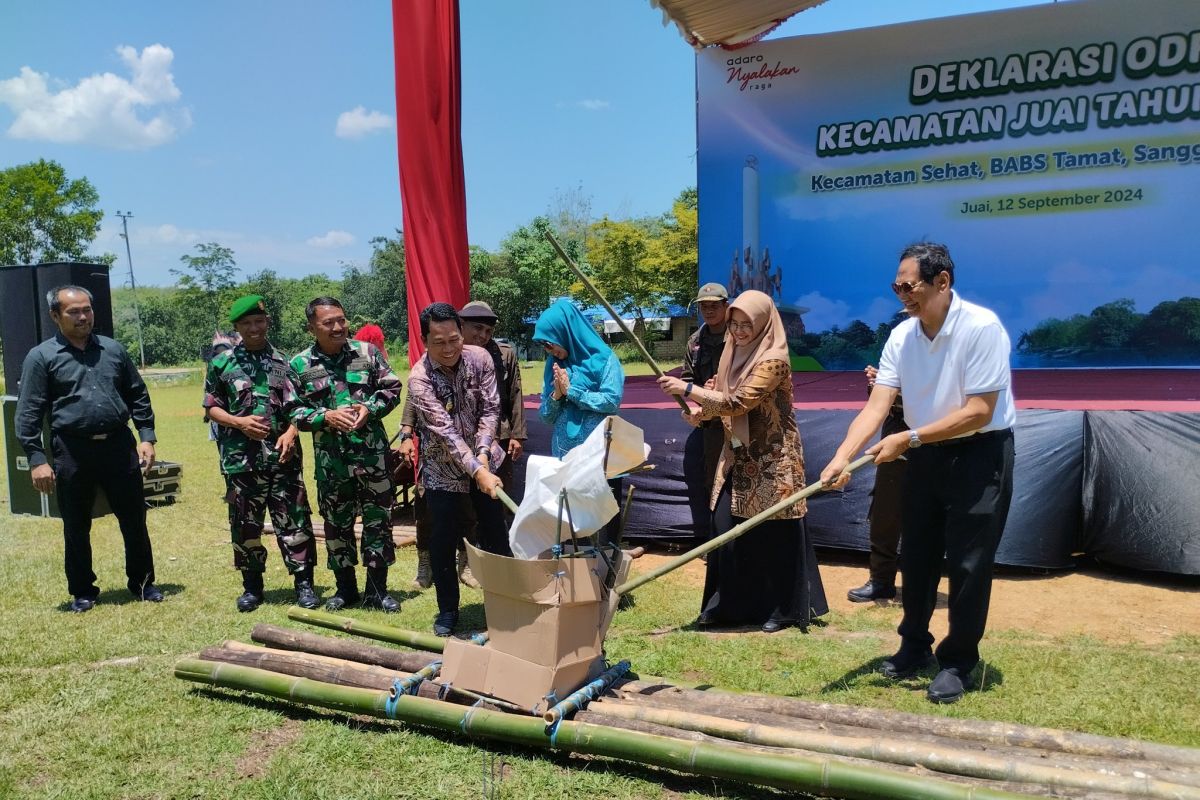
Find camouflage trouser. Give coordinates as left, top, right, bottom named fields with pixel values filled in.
left=225, top=469, right=316, bottom=574
left=317, top=465, right=396, bottom=570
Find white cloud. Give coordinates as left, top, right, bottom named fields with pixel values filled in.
left=0, top=44, right=189, bottom=149
left=577, top=99, right=610, bottom=111
left=306, top=230, right=355, bottom=249
left=792, top=291, right=850, bottom=333
left=335, top=106, right=393, bottom=139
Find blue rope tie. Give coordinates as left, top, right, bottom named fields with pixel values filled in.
left=384, top=678, right=404, bottom=719
left=546, top=716, right=562, bottom=747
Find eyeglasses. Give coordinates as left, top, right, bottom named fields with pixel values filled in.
left=728, top=321, right=755, bottom=333
left=890, top=279, right=926, bottom=296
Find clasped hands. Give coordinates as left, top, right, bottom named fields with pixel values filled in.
left=550, top=363, right=570, bottom=400
left=324, top=404, right=369, bottom=433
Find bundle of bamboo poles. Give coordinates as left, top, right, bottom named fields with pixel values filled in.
left=175, top=612, right=1200, bottom=800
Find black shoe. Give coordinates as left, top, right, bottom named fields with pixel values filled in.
left=880, top=646, right=934, bottom=679
left=761, top=619, right=786, bottom=634
left=70, top=596, right=96, bottom=613
left=847, top=580, right=897, bottom=603
left=135, top=584, right=165, bottom=602
left=362, top=566, right=401, bottom=613
left=696, top=610, right=717, bottom=626
left=236, top=591, right=263, bottom=613
left=928, top=668, right=971, bottom=704
left=294, top=580, right=320, bottom=610
left=325, top=567, right=361, bottom=612
left=433, top=611, right=458, bottom=637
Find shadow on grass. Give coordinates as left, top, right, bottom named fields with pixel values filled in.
left=56, top=581, right=186, bottom=611
left=819, top=656, right=1005, bottom=697
left=189, top=686, right=799, bottom=799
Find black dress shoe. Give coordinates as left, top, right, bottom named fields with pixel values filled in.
left=236, top=591, right=263, bottom=613
left=927, top=668, right=971, bottom=704
left=362, top=592, right=401, bottom=613
left=880, top=646, right=934, bottom=679
left=136, top=584, right=165, bottom=602
left=70, top=596, right=96, bottom=613
left=696, top=610, right=717, bottom=626
left=433, top=611, right=458, bottom=637
left=761, top=619, right=787, bottom=633
left=847, top=580, right=897, bottom=603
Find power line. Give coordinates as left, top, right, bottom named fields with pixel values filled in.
left=115, top=211, right=146, bottom=369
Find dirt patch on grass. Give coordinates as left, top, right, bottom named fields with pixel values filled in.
left=234, top=718, right=303, bottom=779
left=629, top=554, right=1200, bottom=645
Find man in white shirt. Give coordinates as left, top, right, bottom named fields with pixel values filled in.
left=821, top=242, right=1015, bottom=704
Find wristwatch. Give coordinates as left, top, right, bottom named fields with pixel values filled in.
left=907, top=429, right=923, bottom=449
left=398, top=431, right=413, bottom=442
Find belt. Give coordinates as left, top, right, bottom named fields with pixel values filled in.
left=58, top=429, right=121, bottom=441
left=925, top=428, right=1011, bottom=448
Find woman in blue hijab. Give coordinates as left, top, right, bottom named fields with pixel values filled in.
left=533, top=299, right=625, bottom=458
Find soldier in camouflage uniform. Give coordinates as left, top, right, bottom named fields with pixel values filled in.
left=290, top=296, right=403, bottom=612
left=203, top=295, right=320, bottom=612
left=680, top=283, right=729, bottom=542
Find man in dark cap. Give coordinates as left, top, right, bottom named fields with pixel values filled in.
left=397, top=300, right=526, bottom=591
left=16, top=285, right=164, bottom=612
left=203, top=294, right=320, bottom=612
left=680, top=282, right=729, bottom=542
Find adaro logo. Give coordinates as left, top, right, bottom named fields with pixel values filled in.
left=725, top=54, right=800, bottom=92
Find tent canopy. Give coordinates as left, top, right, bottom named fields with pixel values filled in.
left=649, top=0, right=829, bottom=49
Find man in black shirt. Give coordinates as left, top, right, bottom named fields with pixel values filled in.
left=16, top=285, right=163, bottom=612
left=680, top=282, right=729, bottom=541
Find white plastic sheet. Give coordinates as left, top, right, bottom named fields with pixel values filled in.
left=508, top=417, right=649, bottom=559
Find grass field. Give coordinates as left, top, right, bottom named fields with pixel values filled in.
left=1, top=368, right=1197, bottom=799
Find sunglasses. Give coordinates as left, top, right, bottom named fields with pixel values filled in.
left=890, top=279, right=926, bottom=296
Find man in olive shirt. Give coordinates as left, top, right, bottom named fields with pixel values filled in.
left=680, top=283, right=729, bottom=541
left=16, top=285, right=163, bottom=612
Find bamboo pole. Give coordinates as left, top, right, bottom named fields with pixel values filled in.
left=591, top=698, right=1200, bottom=800
left=543, top=230, right=691, bottom=413
left=286, top=607, right=453, bottom=653
left=612, top=680, right=1200, bottom=768
left=615, top=454, right=875, bottom=595
left=250, top=624, right=439, bottom=670
left=494, top=487, right=519, bottom=515
left=175, top=658, right=1039, bottom=800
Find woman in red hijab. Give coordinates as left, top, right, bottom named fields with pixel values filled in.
left=659, top=290, right=827, bottom=633
left=352, top=322, right=388, bottom=361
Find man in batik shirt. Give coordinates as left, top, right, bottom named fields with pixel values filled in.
left=290, top=296, right=403, bottom=612
left=407, top=302, right=509, bottom=636
left=203, top=294, right=319, bottom=612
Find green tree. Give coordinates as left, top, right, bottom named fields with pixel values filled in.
left=172, top=242, right=238, bottom=330
left=646, top=188, right=699, bottom=307
left=1134, top=297, right=1200, bottom=351
left=580, top=217, right=667, bottom=332
left=342, top=233, right=408, bottom=347
left=0, top=159, right=105, bottom=265
left=1085, top=298, right=1140, bottom=350
left=469, top=246, right=526, bottom=342
left=1017, top=314, right=1089, bottom=354
left=494, top=216, right=578, bottom=326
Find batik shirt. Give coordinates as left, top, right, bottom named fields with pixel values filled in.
left=289, top=340, right=402, bottom=480
left=407, top=345, right=505, bottom=493
left=203, top=343, right=302, bottom=475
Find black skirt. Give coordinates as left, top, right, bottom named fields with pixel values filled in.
left=700, top=483, right=829, bottom=628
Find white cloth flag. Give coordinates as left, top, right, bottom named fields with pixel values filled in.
left=508, top=417, right=650, bottom=560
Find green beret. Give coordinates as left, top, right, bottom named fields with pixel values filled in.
left=229, top=294, right=268, bottom=324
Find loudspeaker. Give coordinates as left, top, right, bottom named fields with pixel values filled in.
left=0, top=265, right=41, bottom=392
left=34, top=262, right=114, bottom=340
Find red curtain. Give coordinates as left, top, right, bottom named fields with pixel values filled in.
left=392, top=0, right=470, bottom=365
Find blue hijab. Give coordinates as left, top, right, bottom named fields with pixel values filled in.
left=533, top=299, right=616, bottom=436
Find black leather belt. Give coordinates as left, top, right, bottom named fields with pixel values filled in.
left=58, top=429, right=120, bottom=441
left=925, top=428, right=1012, bottom=447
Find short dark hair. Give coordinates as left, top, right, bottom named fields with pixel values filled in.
left=419, top=302, right=461, bottom=337
left=899, top=242, right=955, bottom=288
left=46, top=285, right=94, bottom=314
left=305, top=296, right=344, bottom=321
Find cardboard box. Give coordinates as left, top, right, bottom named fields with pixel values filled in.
left=439, top=542, right=630, bottom=712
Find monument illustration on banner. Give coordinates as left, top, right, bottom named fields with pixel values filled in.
left=728, top=156, right=821, bottom=370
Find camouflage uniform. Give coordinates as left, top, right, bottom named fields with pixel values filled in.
left=203, top=344, right=316, bottom=575
left=290, top=340, right=402, bottom=570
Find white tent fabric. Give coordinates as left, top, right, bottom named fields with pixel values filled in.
left=649, top=0, right=829, bottom=49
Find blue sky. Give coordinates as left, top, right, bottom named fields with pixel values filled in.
left=1, top=0, right=1046, bottom=287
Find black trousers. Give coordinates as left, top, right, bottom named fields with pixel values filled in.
left=867, top=457, right=906, bottom=586
left=683, top=423, right=723, bottom=541
left=425, top=487, right=511, bottom=615
left=898, top=430, right=1014, bottom=673
left=50, top=429, right=156, bottom=598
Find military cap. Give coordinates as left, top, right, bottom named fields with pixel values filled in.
left=459, top=300, right=498, bottom=324
left=229, top=294, right=268, bottom=324
left=693, top=282, right=729, bottom=303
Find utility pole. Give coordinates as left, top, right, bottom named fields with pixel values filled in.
left=115, top=211, right=146, bottom=369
